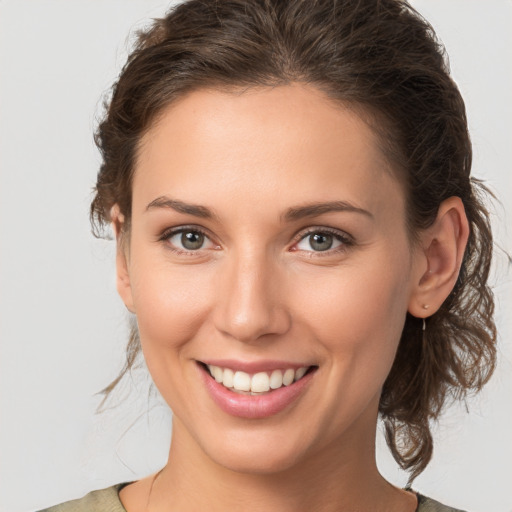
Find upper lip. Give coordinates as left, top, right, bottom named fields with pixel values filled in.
left=198, top=359, right=315, bottom=373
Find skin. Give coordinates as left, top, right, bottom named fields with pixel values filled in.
left=114, top=84, right=469, bottom=512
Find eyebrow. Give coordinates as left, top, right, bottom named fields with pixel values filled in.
left=145, top=196, right=373, bottom=222
left=146, top=197, right=218, bottom=219
left=282, top=201, right=373, bottom=222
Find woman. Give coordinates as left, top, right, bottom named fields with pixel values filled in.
left=37, top=0, right=499, bottom=510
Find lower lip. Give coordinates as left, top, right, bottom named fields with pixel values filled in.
left=199, top=365, right=315, bottom=419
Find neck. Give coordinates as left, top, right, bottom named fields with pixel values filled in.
left=147, top=413, right=414, bottom=512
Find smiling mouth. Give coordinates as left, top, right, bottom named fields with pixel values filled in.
left=200, top=363, right=317, bottom=395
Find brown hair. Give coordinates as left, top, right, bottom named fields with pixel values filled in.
left=91, top=0, right=496, bottom=481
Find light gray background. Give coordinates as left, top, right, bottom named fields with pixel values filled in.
left=0, top=1, right=511, bottom=511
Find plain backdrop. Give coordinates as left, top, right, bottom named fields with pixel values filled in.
left=0, top=1, right=511, bottom=511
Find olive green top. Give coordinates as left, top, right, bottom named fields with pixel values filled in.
left=39, top=484, right=467, bottom=512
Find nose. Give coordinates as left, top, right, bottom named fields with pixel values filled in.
left=213, top=249, right=291, bottom=344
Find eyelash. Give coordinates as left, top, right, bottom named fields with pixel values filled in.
left=158, top=225, right=354, bottom=257
left=158, top=225, right=217, bottom=257
left=292, top=227, right=354, bottom=257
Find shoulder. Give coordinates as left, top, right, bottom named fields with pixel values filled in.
left=37, top=485, right=468, bottom=512
left=416, top=493, right=467, bottom=512
left=38, top=484, right=127, bottom=512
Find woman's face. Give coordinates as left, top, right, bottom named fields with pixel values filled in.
left=117, top=84, right=424, bottom=474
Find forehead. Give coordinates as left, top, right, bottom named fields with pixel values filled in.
left=133, top=84, right=404, bottom=219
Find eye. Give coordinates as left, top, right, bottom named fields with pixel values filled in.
left=162, top=227, right=218, bottom=253
left=294, top=228, right=351, bottom=253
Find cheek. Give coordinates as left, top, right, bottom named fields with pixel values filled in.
left=128, top=259, right=220, bottom=411
left=291, top=253, right=411, bottom=370
left=130, top=258, right=216, bottom=352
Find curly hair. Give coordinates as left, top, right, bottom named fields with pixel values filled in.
left=91, top=0, right=497, bottom=481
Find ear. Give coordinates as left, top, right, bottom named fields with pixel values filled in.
left=111, top=204, right=136, bottom=313
left=408, top=196, right=469, bottom=318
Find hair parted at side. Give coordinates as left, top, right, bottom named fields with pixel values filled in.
left=91, top=0, right=497, bottom=482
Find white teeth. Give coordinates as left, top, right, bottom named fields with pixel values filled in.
left=233, top=371, right=251, bottom=391
left=294, top=366, right=307, bottom=381
left=222, top=368, right=234, bottom=388
left=282, top=368, right=295, bottom=386
left=251, top=372, right=270, bottom=393
left=211, top=365, right=223, bottom=383
left=207, top=365, right=310, bottom=393
left=269, top=369, right=283, bottom=389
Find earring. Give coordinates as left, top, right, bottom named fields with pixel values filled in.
left=422, top=304, right=429, bottom=331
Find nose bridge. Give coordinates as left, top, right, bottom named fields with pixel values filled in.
left=214, top=245, right=290, bottom=343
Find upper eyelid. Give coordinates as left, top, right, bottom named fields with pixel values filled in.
left=292, top=226, right=353, bottom=244
left=160, top=225, right=214, bottom=239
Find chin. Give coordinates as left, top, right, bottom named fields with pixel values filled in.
left=210, top=448, right=303, bottom=476
left=200, top=428, right=309, bottom=475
